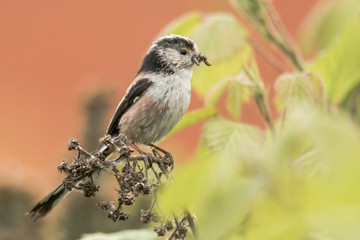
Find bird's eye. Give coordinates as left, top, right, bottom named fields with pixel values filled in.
left=180, top=48, right=188, bottom=55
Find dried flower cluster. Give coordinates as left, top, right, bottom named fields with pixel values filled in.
left=56, top=135, right=197, bottom=239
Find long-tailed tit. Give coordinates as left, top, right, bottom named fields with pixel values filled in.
left=28, top=34, right=210, bottom=220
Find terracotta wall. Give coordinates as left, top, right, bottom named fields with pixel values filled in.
left=0, top=0, right=318, bottom=190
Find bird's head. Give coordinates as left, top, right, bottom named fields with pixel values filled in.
left=138, top=35, right=210, bottom=74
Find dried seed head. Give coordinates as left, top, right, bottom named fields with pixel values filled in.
left=178, top=222, right=188, bottom=235
left=97, top=201, right=116, bottom=211
left=57, top=160, right=70, bottom=173
left=107, top=210, right=130, bottom=222
left=133, top=171, right=145, bottom=182
left=67, top=139, right=79, bottom=150
left=80, top=180, right=100, bottom=197
left=140, top=209, right=151, bottom=224
left=121, top=191, right=135, bottom=205
left=142, top=184, right=152, bottom=195
left=62, top=178, right=74, bottom=191
left=118, top=146, right=132, bottom=158
left=134, top=182, right=145, bottom=193
left=165, top=220, right=174, bottom=231
left=118, top=211, right=130, bottom=221
left=154, top=226, right=166, bottom=237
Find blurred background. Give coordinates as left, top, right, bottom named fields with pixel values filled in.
left=0, top=0, right=332, bottom=239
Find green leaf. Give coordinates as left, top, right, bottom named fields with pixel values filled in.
left=205, top=77, right=231, bottom=107
left=205, top=74, right=251, bottom=119
left=192, top=47, right=252, bottom=97
left=191, top=13, right=248, bottom=62
left=158, top=145, right=261, bottom=240
left=203, top=117, right=264, bottom=158
left=311, top=12, right=360, bottom=102
left=79, top=229, right=157, bottom=240
left=160, top=12, right=202, bottom=37
left=191, top=13, right=252, bottom=97
left=165, top=108, right=218, bottom=139
left=274, top=72, right=326, bottom=110
left=299, top=0, right=360, bottom=54
left=160, top=12, right=253, bottom=98
left=234, top=106, right=360, bottom=240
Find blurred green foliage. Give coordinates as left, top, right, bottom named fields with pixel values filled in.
left=299, top=0, right=360, bottom=54
left=274, top=72, right=326, bottom=110
left=311, top=12, right=360, bottom=103
left=159, top=105, right=360, bottom=240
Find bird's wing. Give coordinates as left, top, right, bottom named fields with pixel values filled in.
left=106, top=78, right=153, bottom=137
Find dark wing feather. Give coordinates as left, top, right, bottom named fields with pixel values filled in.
left=106, top=78, right=153, bottom=137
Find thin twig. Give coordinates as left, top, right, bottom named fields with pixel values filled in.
left=264, top=2, right=304, bottom=71
left=168, top=216, right=187, bottom=240
left=185, top=210, right=199, bottom=240
left=268, top=34, right=304, bottom=71
left=265, top=2, right=294, bottom=48
left=254, top=91, right=275, bottom=136
left=243, top=69, right=275, bottom=136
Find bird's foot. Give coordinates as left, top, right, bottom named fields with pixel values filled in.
left=150, top=144, right=174, bottom=171
left=130, top=142, right=153, bottom=169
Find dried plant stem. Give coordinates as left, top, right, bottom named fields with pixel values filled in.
left=185, top=210, right=199, bottom=240
left=168, top=216, right=187, bottom=240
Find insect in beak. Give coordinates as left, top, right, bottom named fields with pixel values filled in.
left=192, top=54, right=211, bottom=66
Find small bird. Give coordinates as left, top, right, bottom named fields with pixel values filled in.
left=28, top=34, right=210, bottom=221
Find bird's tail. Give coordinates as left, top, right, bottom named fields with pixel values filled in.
left=27, top=142, right=113, bottom=221
left=27, top=183, right=69, bottom=221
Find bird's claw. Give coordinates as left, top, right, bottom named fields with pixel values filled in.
left=164, top=152, right=174, bottom=171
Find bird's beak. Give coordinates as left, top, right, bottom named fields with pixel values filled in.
left=192, top=53, right=211, bottom=66
left=192, top=56, right=200, bottom=66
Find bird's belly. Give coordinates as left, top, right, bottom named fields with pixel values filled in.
left=120, top=90, right=190, bottom=145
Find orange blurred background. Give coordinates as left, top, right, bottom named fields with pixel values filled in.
left=0, top=0, right=317, bottom=193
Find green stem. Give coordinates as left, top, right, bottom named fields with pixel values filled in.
left=254, top=90, right=275, bottom=135
left=267, top=32, right=304, bottom=72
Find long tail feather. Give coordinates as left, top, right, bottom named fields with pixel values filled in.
left=27, top=184, right=69, bottom=221
left=27, top=142, right=113, bottom=221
